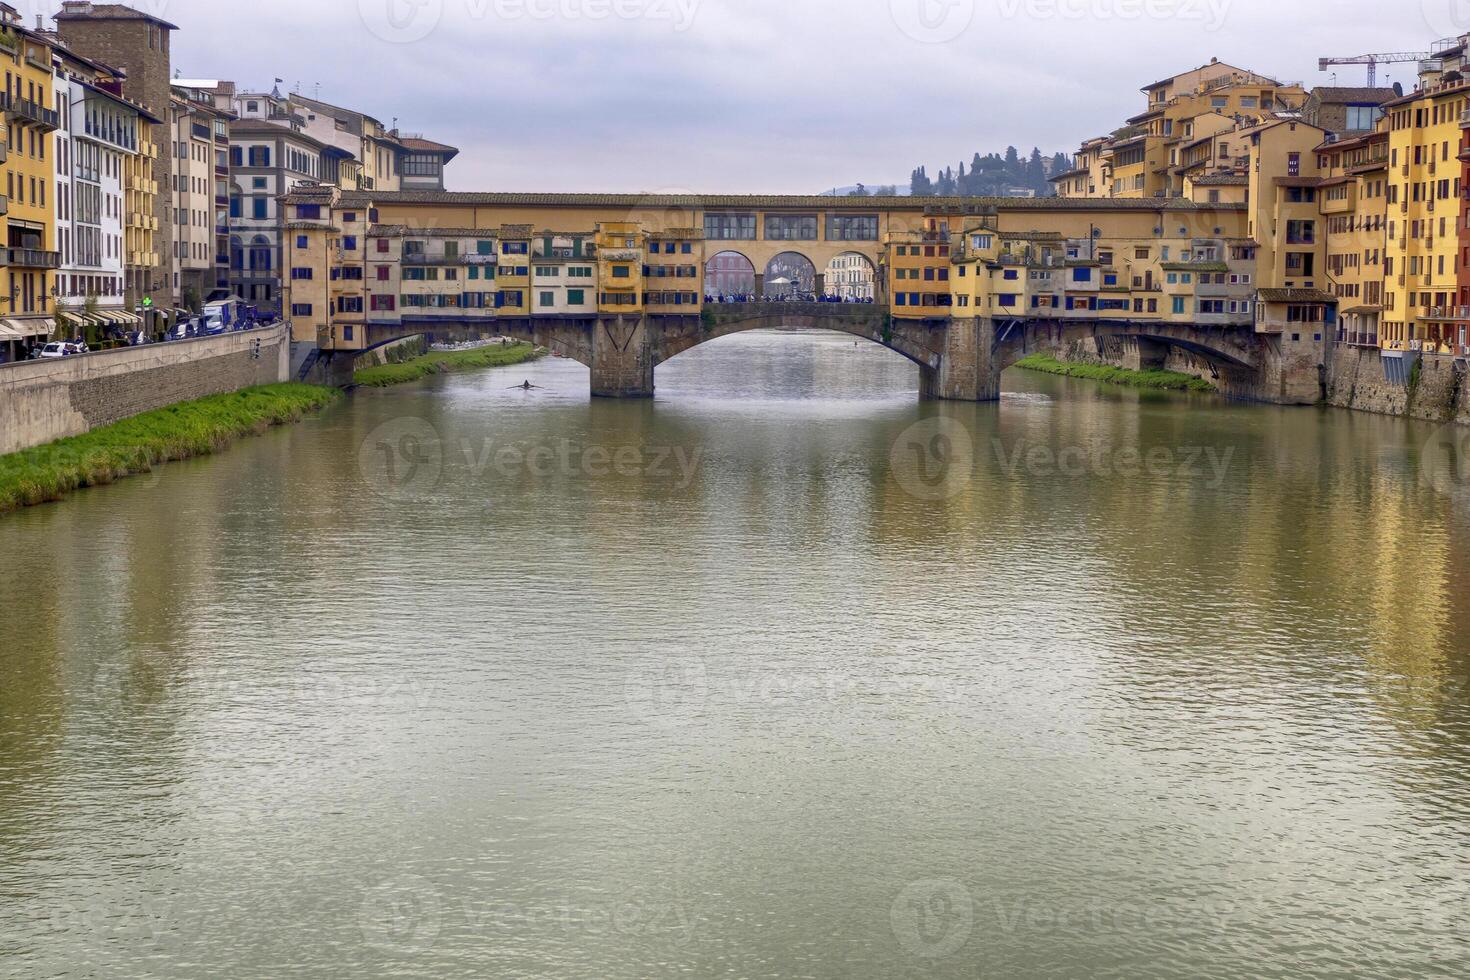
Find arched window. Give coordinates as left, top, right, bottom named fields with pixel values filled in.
left=249, top=235, right=272, bottom=272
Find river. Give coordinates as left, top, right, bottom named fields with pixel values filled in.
left=2, top=330, right=1469, bottom=978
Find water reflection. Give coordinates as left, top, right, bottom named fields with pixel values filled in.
left=1, top=329, right=1468, bottom=978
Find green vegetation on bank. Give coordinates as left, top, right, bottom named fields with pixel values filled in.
left=1014, top=353, right=1216, bottom=393
left=0, top=383, right=339, bottom=514
left=354, top=342, right=544, bottom=387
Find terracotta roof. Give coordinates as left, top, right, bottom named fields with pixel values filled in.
left=333, top=190, right=1245, bottom=212
left=230, top=118, right=336, bottom=153
left=1190, top=174, right=1248, bottom=186
left=398, top=136, right=460, bottom=161
left=1273, top=176, right=1322, bottom=188
left=1259, top=288, right=1336, bottom=303
left=54, top=2, right=179, bottom=30
left=1162, top=261, right=1230, bottom=272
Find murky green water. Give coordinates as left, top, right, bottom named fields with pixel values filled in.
left=3, top=331, right=1469, bottom=978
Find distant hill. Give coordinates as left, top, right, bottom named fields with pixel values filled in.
left=818, top=183, right=905, bottom=197
left=909, top=147, right=1074, bottom=198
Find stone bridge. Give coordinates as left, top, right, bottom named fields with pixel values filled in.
left=324, top=303, right=1321, bottom=404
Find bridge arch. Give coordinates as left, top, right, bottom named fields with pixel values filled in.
left=822, top=251, right=877, bottom=302
left=653, top=303, right=938, bottom=374
left=705, top=250, right=756, bottom=299
left=993, top=318, right=1262, bottom=385
left=763, top=252, right=816, bottom=299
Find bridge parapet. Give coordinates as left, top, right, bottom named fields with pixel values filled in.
left=701, top=301, right=890, bottom=327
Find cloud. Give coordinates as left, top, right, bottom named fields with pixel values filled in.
left=155, top=0, right=1443, bottom=192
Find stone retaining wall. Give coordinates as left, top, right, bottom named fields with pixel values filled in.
left=0, top=325, right=290, bottom=455
left=1325, top=344, right=1470, bottom=424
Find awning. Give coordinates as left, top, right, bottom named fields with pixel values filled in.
left=0, top=320, right=25, bottom=340
left=12, top=318, right=55, bottom=337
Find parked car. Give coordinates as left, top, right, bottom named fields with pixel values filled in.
left=36, top=342, right=85, bottom=358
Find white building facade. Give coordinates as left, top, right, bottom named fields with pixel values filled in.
left=53, top=55, right=139, bottom=336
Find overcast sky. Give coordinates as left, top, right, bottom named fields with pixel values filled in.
left=71, top=0, right=1470, bottom=192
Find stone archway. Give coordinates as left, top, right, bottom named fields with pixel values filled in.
left=822, top=251, right=877, bottom=302
left=763, top=252, right=816, bottom=299
left=705, top=250, right=756, bottom=299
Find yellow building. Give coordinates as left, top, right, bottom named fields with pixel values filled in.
left=280, top=182, right=340, bottom=345
left=1067, top=59, right=1306, bottom=201
left=885, top=216, right=953, bottom=318
left=595, top=222, right=644, bottom=314
left=1317, top=129, right=1389, bottom=348
left=123, top=127, right=161, bottom=322
left=644, top=228, right=703, bottom=314
left=0, top=13, right=59, bottom=341
left=496, top=224, right=532, bottom=317
left=1381, top=80, right=1467, bottom=353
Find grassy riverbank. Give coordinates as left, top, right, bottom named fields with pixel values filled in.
left=0, top=383, right=339, bottom=514
left=1014, top=353, right=1216, bottom=393
left=354, top=341, right=544, bottom=387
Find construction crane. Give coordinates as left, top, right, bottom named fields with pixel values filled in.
left=1318, top=51, right=1433, bottom=87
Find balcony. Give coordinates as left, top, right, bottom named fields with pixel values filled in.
left=0, top=93, right=59, bottom=132
left=401, top=253, right=465, bottom=266
left=0, top=247, right=61, bottom=269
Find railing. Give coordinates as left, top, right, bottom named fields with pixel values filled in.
left=1338, top=330, right=1380, bottom=348
left=0, top=93, right=59, bottom=131
left=0, top=247, right=61, bottom=269
left=400, top=253, right=464, bottom=266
